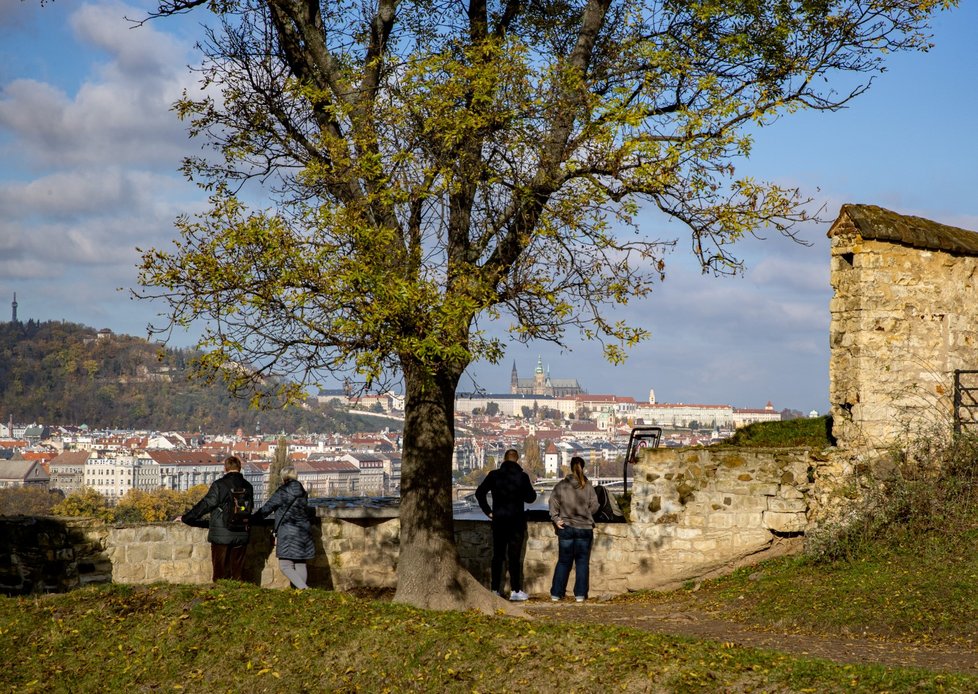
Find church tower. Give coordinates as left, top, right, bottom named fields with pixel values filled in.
left=510, top=361, right=519, bottom=394
left=11, top=293, right=17, bottom=323
left=534, top=355, right=545, bottom=394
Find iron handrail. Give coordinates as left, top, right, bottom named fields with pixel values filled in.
left=954, top=369, right=978, bottom=436
left=623, top=426, right=662, bottom=494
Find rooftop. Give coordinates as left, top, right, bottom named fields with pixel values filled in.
left=833, top=204, right=978, bottom=256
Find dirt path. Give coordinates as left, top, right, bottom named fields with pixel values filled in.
left=526, top=602, right=978, bottom=675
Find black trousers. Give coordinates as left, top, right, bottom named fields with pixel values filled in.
left=210, top=543, right=247, bottom=582
left=490, top=518, right=527, bottom=593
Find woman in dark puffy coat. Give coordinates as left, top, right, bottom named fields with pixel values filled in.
left=254, top=466, right=315, bottom=589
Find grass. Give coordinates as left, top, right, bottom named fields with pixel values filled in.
left=6, top=430, right=977, bottom=692
left=618, top=536, right=978, bottom=649
left=722, top=415, right=835, bottom=448
left=2, top=582, right=976, bottom=693
left=617, top=440, right=978, bottom=652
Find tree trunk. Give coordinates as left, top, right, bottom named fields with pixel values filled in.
left=393, top=359, right=520, bottom=614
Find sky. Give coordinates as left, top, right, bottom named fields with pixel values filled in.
left=1, top=1, right=976, bottom=416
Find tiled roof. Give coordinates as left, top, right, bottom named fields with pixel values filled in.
left=145, top=450, right=223, bottom=466
left=49, top=450, right=92, bottom=467
left=833, top=204, right=978, bottom=255
left=298, top=460, right=359, bottom=473
left=0, top=460, right=47, bottom=481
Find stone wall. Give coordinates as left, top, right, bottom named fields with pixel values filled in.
left=2, top=446, right=825, bottom=597
left=829, top=205, right=978, bottom=453
left=0, top=517, right=112, bottom=595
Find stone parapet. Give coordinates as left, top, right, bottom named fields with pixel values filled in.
left=1, top=446, right=840, bottom=597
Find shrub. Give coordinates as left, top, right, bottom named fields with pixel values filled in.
left=50, top=485, right=210, bottom=523
left=51, top=487, right=113, bottom=521
left=115, top=488, right=193, bottom=523
left=806, top=432, right=978, bottom=562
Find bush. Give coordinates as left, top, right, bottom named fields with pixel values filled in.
left=114, top=486, right=208, bottom=523
left=806, top=433, right=978, bottom=562
left=50, top=485, right=210, bottom=523
left=52, top=487, right=113, bottom=521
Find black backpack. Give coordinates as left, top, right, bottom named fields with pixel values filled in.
left=594, top=485, right=624, bottom=523
left=224, top=484, right=252, bottom=532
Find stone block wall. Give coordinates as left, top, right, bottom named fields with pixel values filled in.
left=615, top=446, right=813, bottom=586
left=2, top=446, right=826, bottom=597
left=829, top=206, right=978, bottom=452
left=0, top=517, right=112, bottom=595
left=101, top=519, right=397, bottom=591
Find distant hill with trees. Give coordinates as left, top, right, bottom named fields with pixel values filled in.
left=0, top=320, right=392, bottom=434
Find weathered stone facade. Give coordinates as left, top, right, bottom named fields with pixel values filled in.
left=829, top=204, right=978, bottom=453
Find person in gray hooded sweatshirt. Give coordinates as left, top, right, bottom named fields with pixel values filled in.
left=254, top=466, right=315, bottom=589
left=549, top=456, right=600, bottom=602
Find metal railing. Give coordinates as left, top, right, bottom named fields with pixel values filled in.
left=623, top=426, right=662, bottom=493
left=953, top=370, right=978, bottom=436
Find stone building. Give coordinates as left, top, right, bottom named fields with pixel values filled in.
left=829, top=204, right=978, bottom=452
left=0, top=459, right=49, bottom=488
left=297, top=458, right=360, bottom=497
left=48, top=450, right=91, bottom=496
left=83, top=453, right=138, bottom=502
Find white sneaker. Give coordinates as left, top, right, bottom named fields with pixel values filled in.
left=509, top=590, right=529, bottom=602
left=575, top=596, right=586, bottom=603
left=550, top=595, right=561, bottom=602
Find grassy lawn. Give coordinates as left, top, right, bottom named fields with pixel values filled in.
left=635, top=428, right=978, bottom=653
left=617, top=528, right=978, bottom=651
left=722, top=416, right=835, bottom=448
left=2, top=581, right=976, bottom=693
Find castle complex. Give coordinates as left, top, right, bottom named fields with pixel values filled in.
left=510, top=356, right=585, bottom=397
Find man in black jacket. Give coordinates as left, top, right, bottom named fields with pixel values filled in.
left=476, top=448, right=537, bottom=601
left=177, top=455, right=254, bottom=582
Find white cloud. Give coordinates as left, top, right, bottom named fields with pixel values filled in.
left=71, top=2, right=187, bottom=76
left=0, top=169, right=137, bottom=219
left=0, top=2, right=196, bottom=170
left=0, top=2, right=209, bottom=337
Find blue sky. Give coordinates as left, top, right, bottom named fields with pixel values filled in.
left=1, top=1, right=976, bottom=416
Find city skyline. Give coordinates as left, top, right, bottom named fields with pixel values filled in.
left=2, top=1, right=976, bottom=416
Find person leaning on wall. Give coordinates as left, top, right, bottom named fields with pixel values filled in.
left=252, top=466, right=315, bottom=590
left=176, top=455, right=254, bottom=582
left=475, top=448, right=537, bottom=601
left=548, top=456, right=599, bottom=603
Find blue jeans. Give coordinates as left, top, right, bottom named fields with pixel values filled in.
left=550, top=526, right=594, bottom=599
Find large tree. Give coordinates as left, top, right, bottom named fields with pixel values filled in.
left=137, top=0, right=950, bottom=610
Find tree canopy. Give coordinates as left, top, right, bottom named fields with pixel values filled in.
left=137, top=0, right=952, bottom=610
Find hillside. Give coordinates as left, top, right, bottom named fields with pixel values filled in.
left=0, top=320, right=391, bottom=434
